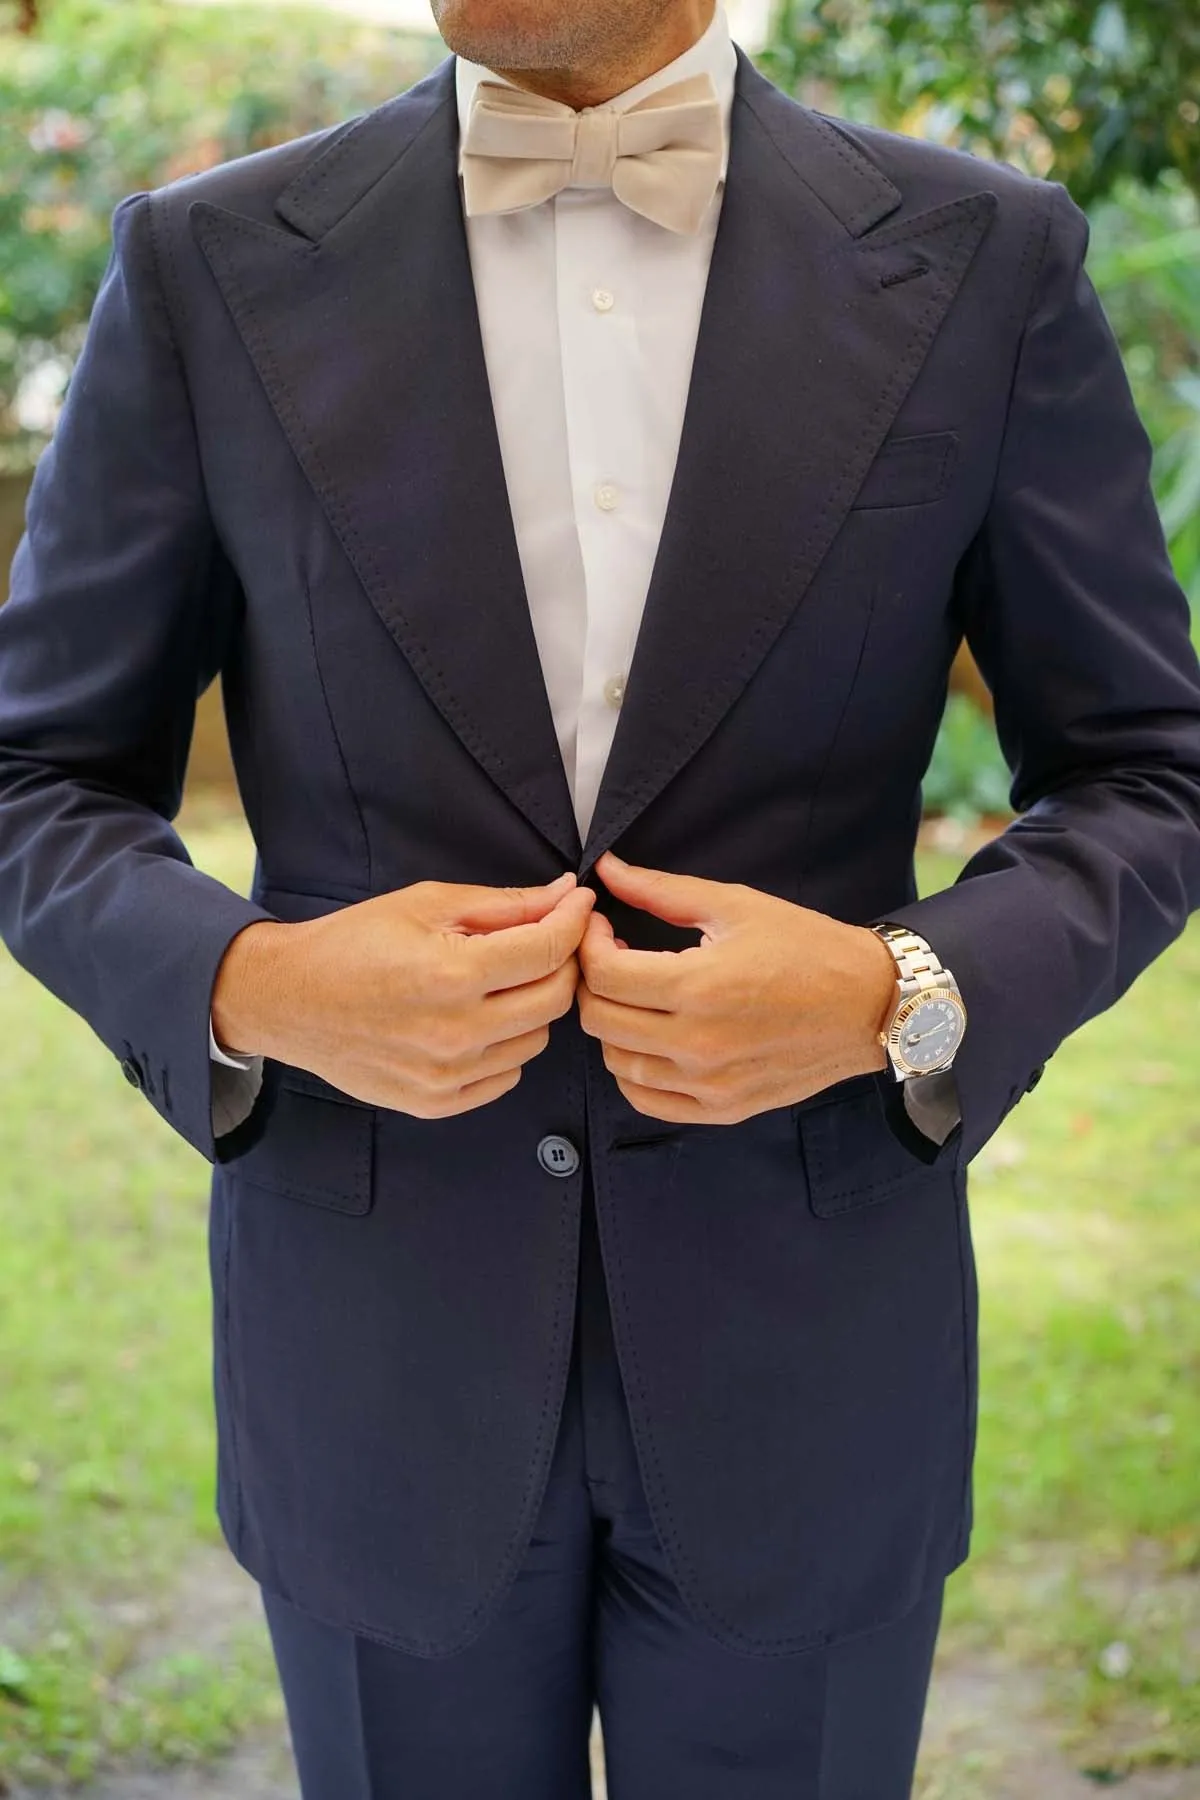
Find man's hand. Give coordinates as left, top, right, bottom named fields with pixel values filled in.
left=577, top=851, right=896, bottom=1125
left=211, top=874, right=594, bottom=1117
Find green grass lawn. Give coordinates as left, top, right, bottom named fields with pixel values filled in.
left=0, top=801, right=280, bottom=1785
left=0, top=814, right=1197, bottom=1786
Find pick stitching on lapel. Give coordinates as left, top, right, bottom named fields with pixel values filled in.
left=189, top=54, right=996, bottom=876
left=578, top=56, right=997, bottom=865
left=191, top=60, right=584, bottom=868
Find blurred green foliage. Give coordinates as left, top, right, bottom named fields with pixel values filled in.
left=3, top=814, right=1199, bottom=1782
left=760, top=2, right=1200, bottom=816
left=0, top=0, right=439, bottom=462
left=922, top=694, right=1014, bottom=824
left=1086, top=180, right=1200, bottom=618
left=759, top=0, right=1200, bottom=206
left=759, top=4, right=1200, bottom=603
left=929, top=174, right=1200, bottom=824
left=925, top=174, right=1200, bottom=821
left=1, top=0, right=1197, bottom=823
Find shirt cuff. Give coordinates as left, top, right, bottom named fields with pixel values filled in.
left=209, top=1017, right=258, bottom=1070
left=901, top=1068, right=961, bottom=1147
left=209, top=1016, right=265, bottom=1138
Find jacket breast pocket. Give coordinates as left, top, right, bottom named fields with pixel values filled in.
left=850, top=430, right=958, bottom=511
left=797, top=1073, right=943, bottom=1217
left=232, top=1068, right=375, bottom=1215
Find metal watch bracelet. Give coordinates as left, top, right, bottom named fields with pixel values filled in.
left=871, top=922, right=959, bottom=1000
left=871, top=921, right=967, bottom=1081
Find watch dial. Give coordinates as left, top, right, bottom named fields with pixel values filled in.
left=897, top=995, right=964, bottom=1071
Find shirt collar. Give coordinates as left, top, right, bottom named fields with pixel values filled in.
left=455, top=2, right=738, bottom=182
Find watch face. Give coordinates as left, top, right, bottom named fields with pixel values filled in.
left=891, top=990, right=966, bottom=1073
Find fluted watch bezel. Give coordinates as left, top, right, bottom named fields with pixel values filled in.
left=871, top=922, right=967, bottom=1082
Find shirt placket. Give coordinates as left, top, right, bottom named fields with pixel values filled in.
left=554, top=188, right=652, bottom=845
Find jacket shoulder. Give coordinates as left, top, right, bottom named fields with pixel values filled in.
left=146, top=57, right=454, bottom=231
left=820, top=111, right=1057, bottom=217
left=738, top=62, right=1062, bottom=260
left=149, top=116, right=360, bottom=227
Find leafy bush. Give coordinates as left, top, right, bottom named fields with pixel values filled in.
left=759, top=0, right=1200, bottom=208
left=2, top=3, right=1195, bottom=823
left=922, top=694, right=1014, bottom=825
left=1086, top=178, right=1200, bottom=621
left=0, top=0, right=440, bottom=463
left=925, top=171, right=1200, bottom=826
left=761, top=2, right=1200, bottom=823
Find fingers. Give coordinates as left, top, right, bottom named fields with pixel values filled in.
left=415, top=1021, right=553, bottom=1093
left=601, top=1042, right=689, bottom=1093
left=411, top=1065, right=524, bottom=1119
left=433, top=871, right=578, bottom=932
left=470, top=886, right=596, bottom=993
left=595, top=851, right=737, bottom=932
left=481, top=956, right=579, bottom=1036
left=578, top=909, right=688, bottom=1007
left=611, top=1077, right=708, bottom=1125
left=405, top=1014, right=564, bottom=1117
left=577, top=988, right=685, bottom=1056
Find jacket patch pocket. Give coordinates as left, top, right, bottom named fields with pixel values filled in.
left=851, top=431, right=958, bottom=511
left=798, top=1073, right=942, bottom=1218
left=233, top=1074, right=374, bottom=1215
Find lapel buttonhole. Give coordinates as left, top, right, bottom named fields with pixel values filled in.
left=879, top=252, right=932, bottom=290
left=877, top=255, right=935, bottom=293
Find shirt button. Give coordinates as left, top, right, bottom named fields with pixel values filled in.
left=603, top=674, right=626, bottom=710
left=594, top=484, right=619, bottom=512
left=591, top=287, right=616, bottom=313
left=537, top=1134, right=581, bottom=1178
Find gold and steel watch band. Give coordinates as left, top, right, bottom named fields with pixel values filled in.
left=871, top=922, right=959, bottom=1001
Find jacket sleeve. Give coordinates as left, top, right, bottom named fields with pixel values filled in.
left=882, top=181, right=1200, bottom=1170
left=0, top=191, right=279, bottom=1164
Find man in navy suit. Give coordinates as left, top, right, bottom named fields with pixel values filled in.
left=2, top=0, right=1199, bottom=1792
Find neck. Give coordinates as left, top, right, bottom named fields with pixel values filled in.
left=493, top=0, right=715, bottom=110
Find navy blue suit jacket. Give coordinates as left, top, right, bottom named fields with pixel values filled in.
left=2, top=53, right=1199, bottom=1657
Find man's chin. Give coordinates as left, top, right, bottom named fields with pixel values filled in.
left=430, top=0, right=581, bottom=69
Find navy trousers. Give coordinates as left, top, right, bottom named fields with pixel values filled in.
left=260, top=1172, right=945, bottom=1799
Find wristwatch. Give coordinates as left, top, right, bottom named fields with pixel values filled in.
left=871, top=923, right=967, bottom=1081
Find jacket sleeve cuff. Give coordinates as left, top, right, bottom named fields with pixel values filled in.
left=109, top=880, right=283, bottom=1165
left=877, top=851, right=1075, bottom=1167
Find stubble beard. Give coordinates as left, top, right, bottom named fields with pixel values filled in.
left=429, top=0, right=670, bottom=84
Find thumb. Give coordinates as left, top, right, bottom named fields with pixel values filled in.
left=596, top=852, right=742, bottom=934
left=439, top=872, right=578, bottom=934
left=584, top=912, right=630, bottom=951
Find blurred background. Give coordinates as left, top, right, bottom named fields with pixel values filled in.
left=0, top=2, right=1197, bottom=1795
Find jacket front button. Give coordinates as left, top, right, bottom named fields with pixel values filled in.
left=537, top=1134, right=580, bottom=1178
left=120, top=1056, right=143, bottom=1089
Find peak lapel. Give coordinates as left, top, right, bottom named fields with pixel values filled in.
left=190, top=61, right=582, bottom=866
left=581, top=55, right=997, bottom=868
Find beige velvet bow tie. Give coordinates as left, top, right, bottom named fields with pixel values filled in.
left=460, top=73, right=725, bottom=235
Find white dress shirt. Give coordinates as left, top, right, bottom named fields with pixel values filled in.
left=209, top=7, right=737, bottom=1124
left=209, top=4, right=957, bottom=1149
left=455, top=12, right=737, bottom=845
